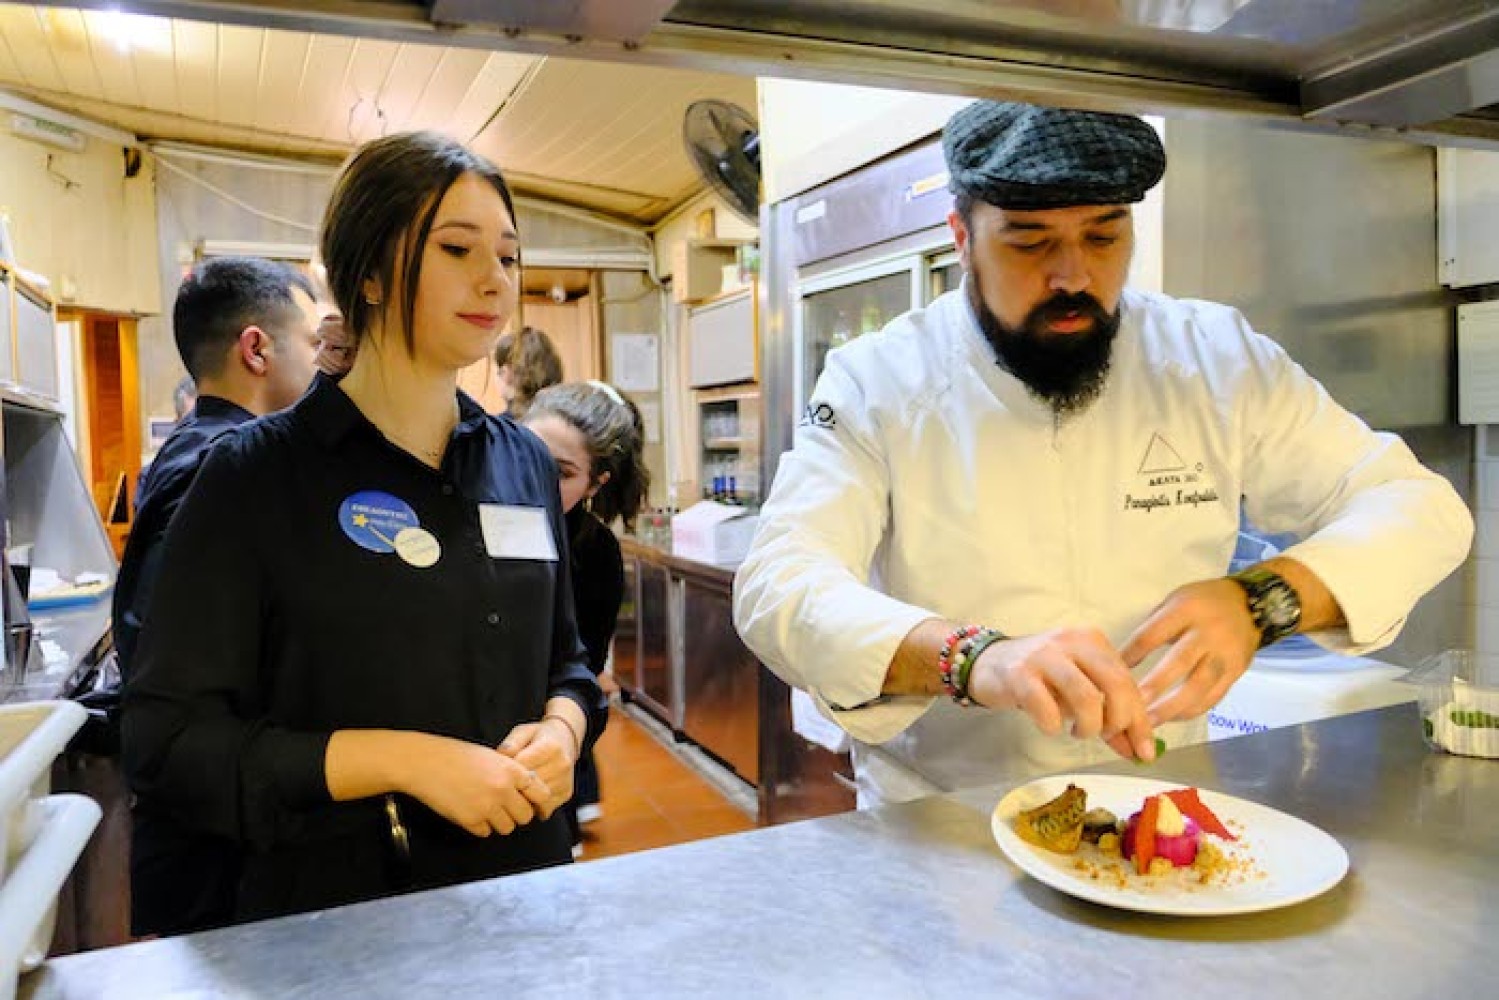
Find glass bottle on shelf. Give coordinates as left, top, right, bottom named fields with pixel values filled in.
left=829, top=310, right=853, bottom=350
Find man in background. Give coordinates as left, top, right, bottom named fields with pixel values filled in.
left=170, top=374, right=196, bottom=421
left=113, top=255, right=319, bottom=936
left=496, top=325, right=563, bottom=417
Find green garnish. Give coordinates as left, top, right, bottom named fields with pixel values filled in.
left=1133, top=736, right=1168, bottom=764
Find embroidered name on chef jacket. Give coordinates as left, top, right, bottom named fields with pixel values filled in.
left=1123, top=431, right=1221, bottom=514
left=338, top=490, right=442, bottom=568
left=479, top=504, right=558, bottom=561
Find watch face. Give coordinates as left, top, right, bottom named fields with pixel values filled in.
left=1237, top=570, right=1302, bottom=646
left=1261, top=586, right=1300, bottom=631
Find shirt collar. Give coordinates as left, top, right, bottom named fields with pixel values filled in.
left=191, top=394, right=256, bottom=425
left=298, top=371, right=494, bottom=452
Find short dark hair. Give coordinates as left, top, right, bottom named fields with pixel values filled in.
left=172, top=257, right=314, bottom=381
left=953, top=189, right=976, bottom=226
left=495, top=326, right=563, bottom=414
left=320, top=131, right=518, bottom=356
left=527, top=381, right=650, bottom=531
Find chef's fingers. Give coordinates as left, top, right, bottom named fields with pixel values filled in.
left=1103, top=730, right=1138, bottom=761
left=1119, top=604, right=1188, bottom=669
left=1043, top=658, right=1108, bottom=739
left=1136, top=630, right=1205, bottom=707
left=1006, top=665, right=1065, bottom=736
left=1193, top=663, right=1241, bottom=720
left=1071, top=642, right=1153, bottom=754
left=1146, top=651, right=1222, bottom=724
left=1151, top=653, right=1241, bottom=725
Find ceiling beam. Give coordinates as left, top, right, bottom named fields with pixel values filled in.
left=38, top=0, right=1295, bottom=116
left=30, top=0, right=1499, bottom=145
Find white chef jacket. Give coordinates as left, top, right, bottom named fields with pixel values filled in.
left=733, top=285, right=1473, bottom=806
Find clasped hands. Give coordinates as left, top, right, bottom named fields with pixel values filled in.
left=404, top=716, right=578, bottom=839
left=964, top=578, right=1261, bottom=761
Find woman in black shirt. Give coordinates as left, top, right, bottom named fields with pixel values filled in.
left=524, top=382, right=650, bottom=843
left=123, top=132, right=606, bottom=923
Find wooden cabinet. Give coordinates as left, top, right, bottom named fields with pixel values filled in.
left=681, top=571, right=759, bottom=784
left=617, top=539, right=854, bottom=824
left=1439, top=146, right=1499, bottom=288
left=632, top=558, right=681, bottom=729
left=0, top=263, right=60, bottom=401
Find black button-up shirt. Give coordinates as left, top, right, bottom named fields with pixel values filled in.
left=113, top=395, right=255, bottom=678
left=123, top=375, right=605, bottom=902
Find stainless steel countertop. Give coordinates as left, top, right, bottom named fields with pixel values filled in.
left=23, top=705, right=1498, bottom=999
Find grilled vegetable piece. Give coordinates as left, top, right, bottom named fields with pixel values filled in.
left=1080, top=807, right=1119, bottom=844
left=1014, top=784, right=1088, bottom=854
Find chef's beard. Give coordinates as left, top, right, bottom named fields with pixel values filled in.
left=968, top=273, right=1120, bottom=417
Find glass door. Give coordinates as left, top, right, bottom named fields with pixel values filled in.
left=794, top=258, right=921, bottom=409
left=927, top=250, right=961, bottom=303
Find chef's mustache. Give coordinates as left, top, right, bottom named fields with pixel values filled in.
left=1027, top=292, right=1111, bottom=331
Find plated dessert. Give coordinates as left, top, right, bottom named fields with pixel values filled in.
left=1012, top=781, right=1258, bottom=888
left=991, top=774, right=1350, bottom=915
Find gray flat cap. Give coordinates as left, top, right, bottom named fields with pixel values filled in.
left=943, top=101, right=1166, bottom=209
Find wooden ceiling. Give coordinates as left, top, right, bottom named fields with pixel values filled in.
left=0, top=4, right=758, bottom=223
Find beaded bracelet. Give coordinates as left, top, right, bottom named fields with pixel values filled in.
left=938, top=625, right=982, bottom=702
left=952, top=628, right=1006, bottom=706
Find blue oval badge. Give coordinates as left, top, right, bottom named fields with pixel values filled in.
left=338, top=491, right=420, bottom=554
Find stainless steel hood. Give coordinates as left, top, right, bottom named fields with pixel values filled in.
left=38, top=0, right=1499, bottom=145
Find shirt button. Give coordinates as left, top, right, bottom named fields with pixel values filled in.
left=441, top=483, right=454, bottom=496
left=486, top=612, right=500, bottom=626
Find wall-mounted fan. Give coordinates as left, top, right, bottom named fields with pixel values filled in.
left=682, top=99, right=761, bottom=224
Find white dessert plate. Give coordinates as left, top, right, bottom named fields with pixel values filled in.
left=991, top=773, right=1348, bottom=916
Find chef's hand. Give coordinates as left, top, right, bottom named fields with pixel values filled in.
left=497, top=719, right=576, bottom=820
left=399, top=735, right=550, bottom=837
left=1120, top=578, right=1260, bottom=726
left=966, top=628, right=1157, bottom=761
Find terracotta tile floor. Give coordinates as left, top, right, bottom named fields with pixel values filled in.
left=578, top=704, right=756, bottom=861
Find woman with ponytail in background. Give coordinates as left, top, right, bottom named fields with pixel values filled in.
left=525, top=380, right=650, bottom=851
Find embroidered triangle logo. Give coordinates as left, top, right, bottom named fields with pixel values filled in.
left=1138, top=432, right=1186, bottom=474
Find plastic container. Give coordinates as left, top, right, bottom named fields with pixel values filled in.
left=1407, top=650, right=1499, bottom=759
left=1, top=794, right=99, bottom=998
left=0, top=702, right=85, bottom=882
left=0, top=701, right=92, bottom=999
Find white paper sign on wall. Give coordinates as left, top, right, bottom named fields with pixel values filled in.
left=1459, top=300, right=1499, bottom=425
left=610, top=332, right=659, bottom=392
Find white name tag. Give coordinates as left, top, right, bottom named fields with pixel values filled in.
left=479, top=504, right=558, bottom=561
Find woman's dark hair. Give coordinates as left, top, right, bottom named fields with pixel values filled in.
left=527, top=381, right=651, bottom=530
left=320, top=131, right=517, bottom=356
left=495, top=326, right=563, bottom=415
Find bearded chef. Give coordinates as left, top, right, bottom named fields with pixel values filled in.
left=733, top=100, right=1473, bottom=806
